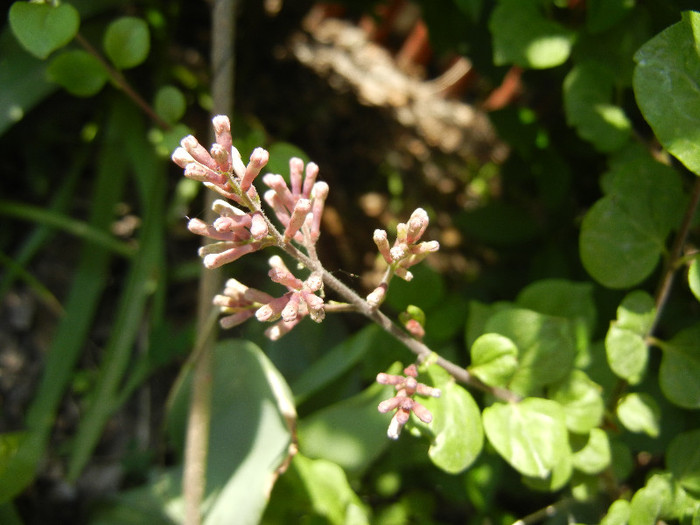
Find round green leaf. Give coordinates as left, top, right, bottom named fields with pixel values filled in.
left=468, top=333, right=518, bottom=388
left=483, top=398, right=570, bottom=479
left=485, top=308, right=576, bottom=396
left=490, top=0, right=575, bottom=69
left=616, top=290, right=656, bottom=334
left=154, top=85, right=186, bottom=124
left=420, top=365, right=484, bottom=474
left=9, top=2, right=79, bottom=59
left=657, top=323, right=700, bottom=409
left=47, top=50, right=108, bottom=97
left=579, top=148, right=683, bottom=289
left=616, top=393, right=660, bottom=437
left=103, top=17, right=150, bottom=70
left=572, top=428, right=611, bottom=475
left=601, top=499, right=630, bottom=525
left=667, top=429, right=700, bottom=497
left=564, top=62, right=631, bottom=152
left=548, top=370, right=604, bottom=434
left=633, top=11, right=700, bottom=176
left=605, top=325, right=648, bottom=384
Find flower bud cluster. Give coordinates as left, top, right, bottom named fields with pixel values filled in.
left=262, top=157, right=329, bottom=245
left=372, top=208, right=439, bottom=282
left=254, top=255, right=325, bottom=340
left=376, top=364, right=441, bottom=440
left=172, top=116, right=268, bottom=207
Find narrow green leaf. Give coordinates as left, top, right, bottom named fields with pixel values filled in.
left=564, top=61, right=631, bottom=152
left=468, top=333, right=518, bottom=388
left=633, top=11, right=700, bottom=176
left=0, top=103, right=129, bottom=502
left=47, top=50, right=109, bottom=96
left=293, top=454, right=370, bottom=525
left=9, top=2, right=79, bottom=59
left=667, top=429, right=700, bottom=497
left=616, top=393, right=660, bottom=437
left=103, top=17, right=150, bottom=70
left=420, top=365, right=484, bottom=474
left=490, top=0, right=575, bottom=69
left=548, top=370, right=604, bottom=434
left=485, top=308, right=577, bottom=395
left=657, top=323, right=700, bottom=408
left=482, top=398, right=570, bottom=479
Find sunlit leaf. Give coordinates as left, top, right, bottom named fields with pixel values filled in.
left=667, top=429, right=700, bottom=498
left=571, top=428, right=611, bottom=475
left=634, top=11, right=700, bottom=176
left=468, top=333, right=518, bottom=388
left=548, top=370, right=604, bottom=434
left=483, top=398, right=570, bottom=479
left=616, top=393, right=660, bottom=437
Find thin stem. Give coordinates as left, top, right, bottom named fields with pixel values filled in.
left=74, top=33, right=171, bottom=131
left=651, top=176, right=700, bottom=334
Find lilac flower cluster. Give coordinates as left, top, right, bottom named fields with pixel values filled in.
left=376, top=364, right=441, bottom=440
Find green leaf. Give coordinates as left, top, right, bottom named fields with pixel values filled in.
left=579, top=146, right=684, bottom=288
left=563, top=61, right=631, bottom=152
left=167, top=340, right=295, bottom=525
left=468, top=333, right=518, bottom=388
left=616, top=393, right=660, bottom=437
left=633, top=11, right=700, bottom=176
left=9, top=2, right=79, bottom=59
left=516, top=279, right=597, bottom=337
left=657, top=323, right=700, bottom=408
left=490, top=0, right=575, bottom=69
left=616, top=290, right=656, bottom=334
left=154, top=85, right=186, bottom=124
left=586, top=0, right=636, bottom=34
left=601, top=499, right=631, bottom=525
left=548, top=370, right=604, bottom=434
left=605, top=325, right=647, bottom=384
left=667, top=429, right=700, bottom=498
left=571, top=428, right=611, bottom=475
left=485, top=308, right=577, bottom=395
left=482, top=398, right=570, bottom=479
left=420, top=365, right=484, bottom=474
left=293, top=454, right=370, bottom=525
left=47, top=50, right=108, bottom=96
left=103, top=17, right=150, bottom=70
left=296, top=370, right=396, bottom=475
left=689, top=256, right=700, bottom=303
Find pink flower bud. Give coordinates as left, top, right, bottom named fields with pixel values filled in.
left=394, top=267, right=413, bottom=281
left=243, top=287, right=275, bottom=304
left=309, top=182, right=329, bottom=242
left=262, top=174, right=295, bottom=212
left=181, top=135, right=217, bottom=170
left=378, top=396, right=404, bottom=413
left=366, top=284, right=387, bottom=308
left=404, top=319, right=425, bottom=340
left=302, top=162, right=319, bottom=199
left=281, top=293, right=301, bottom=322
left=284, top=198, right=312, bottom=242
left=305, top=272, right=323, bottom=292
left=241, top=148, right=269, bottom=193
left=249, top=212, right=268, bottom=239
left=289, top=157, right=304, bottom=196
left=411, top=401, right=433, bottom=424
left=390, top=244, right=408, bottom=262
left=416, top=384, right=441, bottom=398
left=212, top=115, right=232, bottom=153
left=269, top=267, right=304, bottom=290
left=210, top=143, right=230, bottom=171
left=202, top=243, right=257, bottom=269
left=373, top=229, right=393, bottom=264
left=396, top=222, right=408, bottom=245
left=184, top=162, right=213, bottom=182
left=256, top=294, right=291, bottom=322
left=406, top=208, right=429, bottom=244
left=264, top=190, right=290, bottom=226
left=229, top=145, right=247, bottom=180
left=172, top=147, right=195, bottom=168
left=220, top=310, right=256, bottom=329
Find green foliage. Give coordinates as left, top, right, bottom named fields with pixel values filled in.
left=3, top=0, right=700, bottom=523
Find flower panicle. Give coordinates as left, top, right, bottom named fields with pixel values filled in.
left=376, top=364, right=441, bottom=440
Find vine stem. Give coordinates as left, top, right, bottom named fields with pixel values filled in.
left=651, top=175, right=700, bottom=334
left=255, top=201, right=521, bottom=403
left=182, top=1, right=237, bottom=524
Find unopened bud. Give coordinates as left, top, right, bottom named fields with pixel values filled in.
left=302, top=162, right=319, bottom=198
left=172, top=147, right=195, bottom=168
left=250, top=212, right=268, bottom=239
left=181, top=135, right=217, bottom=170
left=210, top=143, right=229, bottom=170
left=366, top=284, right=387, bottom=308
left=373, top=229, right=393, bottom=264
left=284, top=198, right=312, bottom=242
left=289, top=157, right=304, bottom=196
left=241, top=148, right=269, bottom=193
left=406, top=208, right=429, bottom=244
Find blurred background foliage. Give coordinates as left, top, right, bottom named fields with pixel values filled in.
left=1, top=0, right=699, bottom=524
